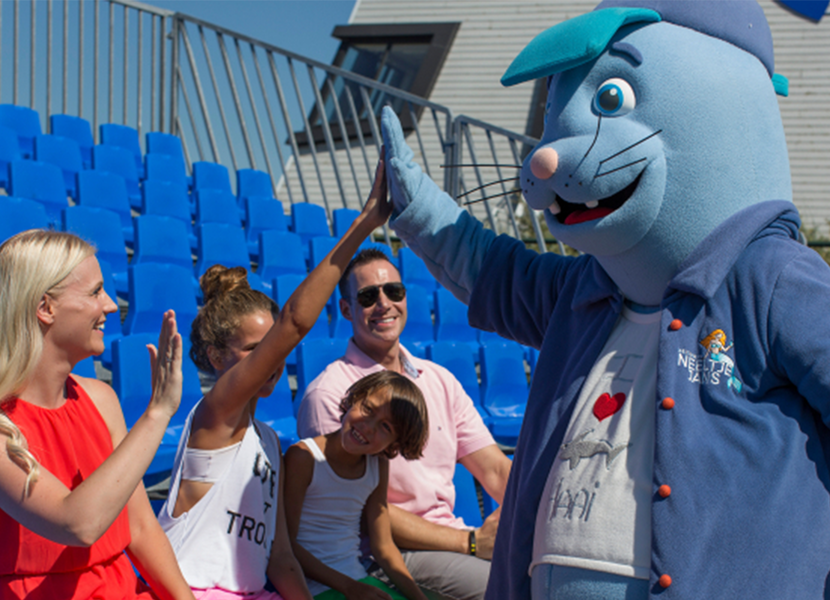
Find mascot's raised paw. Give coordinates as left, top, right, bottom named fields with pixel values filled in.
left=380, top=106, right=445, bottom=219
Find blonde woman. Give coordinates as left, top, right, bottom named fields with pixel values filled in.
left=0, top=230, right=194, bottom=600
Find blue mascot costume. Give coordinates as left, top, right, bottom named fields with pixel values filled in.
left=380, top=0, right=830, bottom=598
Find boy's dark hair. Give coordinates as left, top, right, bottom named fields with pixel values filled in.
left=338, top=248, right=398, bottom=298
left=339, top=371, right=429, bottom=460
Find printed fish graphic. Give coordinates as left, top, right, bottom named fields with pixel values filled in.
left=559, top=430, right=629, bottom=470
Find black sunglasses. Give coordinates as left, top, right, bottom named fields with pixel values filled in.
left=355, top=282, right=407, bottom=308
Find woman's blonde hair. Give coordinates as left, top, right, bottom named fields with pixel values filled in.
left=0, top=230, right=96, bottom=495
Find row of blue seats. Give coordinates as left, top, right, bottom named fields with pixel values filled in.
left=0, top=104, right=346, bottom=251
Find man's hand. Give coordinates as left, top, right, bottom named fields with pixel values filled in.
left=473, top=506, right=501, bottom=560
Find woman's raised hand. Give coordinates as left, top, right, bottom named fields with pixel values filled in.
left=146, top=309, right=183, bottom=419
left=361, top=152, right=392, bottom=231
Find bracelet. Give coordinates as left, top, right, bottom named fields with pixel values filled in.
left=468, top=529, right=477, bottom=557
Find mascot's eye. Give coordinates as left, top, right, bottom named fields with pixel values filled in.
left=594, top=78, right=635, bottom=117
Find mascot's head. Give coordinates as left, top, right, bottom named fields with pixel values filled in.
left=504, top=0, right=792, bottom=305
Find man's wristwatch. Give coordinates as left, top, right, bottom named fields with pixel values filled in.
left=468, top=529, right=477, bottom=557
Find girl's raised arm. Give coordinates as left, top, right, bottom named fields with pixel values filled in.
left=207, top=157, right=390, bottom=417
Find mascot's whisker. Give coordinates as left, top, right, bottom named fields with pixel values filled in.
left=598, top=130, right=662, bottom=165
left=461, top=189, right=519, bottom=206
left=456, top=177, right=521, bottom=200
left=595, top=157, right=646, bottom=178
left=440, top=163, right=523, bottom=169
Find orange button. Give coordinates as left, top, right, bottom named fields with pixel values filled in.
left=659, top=574, right=672, bottom=588
left=662, top=397, right=675, bottom=410
left=669, top=318, right=682, bottom=330
left=658, top=484, right=672, bottom=498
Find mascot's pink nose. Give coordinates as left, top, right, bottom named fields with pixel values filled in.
left=530, top=147, right=559, bottom=180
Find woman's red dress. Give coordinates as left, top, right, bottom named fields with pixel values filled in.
left=0, top=376, right=156, bottom=599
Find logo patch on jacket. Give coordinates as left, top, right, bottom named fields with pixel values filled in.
left=677, top=328, right=742, bottom=392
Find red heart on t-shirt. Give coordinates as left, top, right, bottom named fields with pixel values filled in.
left=593, top=392, right=626, bottom=421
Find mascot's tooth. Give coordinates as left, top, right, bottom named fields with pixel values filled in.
left=585, top=200, right=599, bottom=209
left=548, top=200, right=562, bottom=215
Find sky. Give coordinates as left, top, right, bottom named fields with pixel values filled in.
left=145, top=0, right=358, bottom=65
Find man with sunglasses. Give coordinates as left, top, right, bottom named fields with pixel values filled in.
left=297, top=248, right=512, bottom=600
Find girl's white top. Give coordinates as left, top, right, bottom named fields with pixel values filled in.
left=296, top=437, right=380, bottom=596
left=159, top=400, right=281, bottom=592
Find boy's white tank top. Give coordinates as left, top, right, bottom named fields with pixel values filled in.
left=296, top=437, right=379, bottom=597
left=159, top=400, right=281, bottom=592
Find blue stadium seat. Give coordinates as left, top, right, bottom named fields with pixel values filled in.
left=332, top=207, right=360, bottom=237
left=295, top=337, right=348, bottom=414
left=399, top=283, right=434, bottom=358
left=145, top=153, right=189, bottom=189
left=329, top=287, right=352, bottom=340
left=272, top=274, right=329, bottom=340
left=255, top=372, right=299, bottom=449
left=257, top=230, right=306, bottom=286
left=100, top=123, right=144, bottom=176
left=76, top=170, right=135, bottom=245
left=132, top=215, right=195, bottom=272
left=399, top=247, right=439, bottom=292
left=50, top=114, right=94, bottom=168
left=192, top=161, right=232, bottom=195
left=426, top=341, right=487, bottom=420
left=272, top=274, right=330, bottom=374
left=111, top=333, right=203, bottom=477
left=92, top=144, right=141, bottom=209
left=291, top=202, right=330, bottom=257
left=72, top=356, right=97, bottom=379
left=194, top=223, right=263, bottom=292
left=0, top=125, right=22, bottom=190
left=62, top=205, right=129, bottom=296
left=95, top=258, right=123, bottom=368
left=8, top=159, right=68, bottom=226
left=0, top=196, right=49, bottom=243
left=434, top=288, right=479, bottom=360
left=453, top=463, right=483, bottom=528
left=245, top=196, right=287, bottom=258
left=141, top=179, right=196, bottom=249
left=123, top=263, right=199, bottom=337
left=146, top=132, right=189, bottom=187
left=0, top=104, right=42, bottom=159
left=237, top=168, right=274, bottom=207
left=479, top=342, right=529, bottom=447
left=308, top=235, right=338, bottom=270
left=34, top=134, right=83, bottom=199
left=194, top=188, right=241, bottom=229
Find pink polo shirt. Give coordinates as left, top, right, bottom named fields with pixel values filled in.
left=297, top=340, right=495, bottom=529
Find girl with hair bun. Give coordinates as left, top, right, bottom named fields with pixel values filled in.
left=0, top=230, right=194, bottom=599
left=158, top=158, right=391, bottom=600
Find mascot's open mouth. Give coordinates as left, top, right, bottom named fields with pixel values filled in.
left=556, top=173, right=643, bottom=225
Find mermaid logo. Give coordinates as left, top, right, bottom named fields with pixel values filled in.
left=699, top=329, right=742, bottom=393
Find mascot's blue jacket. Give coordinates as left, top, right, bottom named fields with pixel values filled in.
left=467, top=200, right=830, bottom=598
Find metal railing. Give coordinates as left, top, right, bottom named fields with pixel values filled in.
left=0, top=0, right=554, bottom=251
left=0, top=0, right=172, bottom=142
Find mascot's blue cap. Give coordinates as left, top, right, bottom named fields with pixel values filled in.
left=502, top=0, right=786, bottom=93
